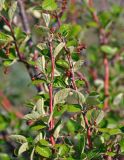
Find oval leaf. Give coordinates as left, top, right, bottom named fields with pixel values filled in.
left=35, top=146, right=52, bottom=158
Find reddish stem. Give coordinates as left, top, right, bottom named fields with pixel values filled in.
left=104, top=56, right=109, bottom=97
left=83, top=113, right=92, bottom=148
left=76, top=71, right=90, bottom=93
left=48, top=37, right=55, bottom=145
left=89, top=68, right=98, bottom=80
left=87, top=0, right=110, bottom=110
left=88, top=0, right=99, bottom=24
left=48, top=84, right=55, bottom=146
left=66, top=53, right=77, bottom=90
left=0, top=91, right=23, bottom=118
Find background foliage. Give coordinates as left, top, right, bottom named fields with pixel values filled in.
left=0, top=0, right=124, bottom=159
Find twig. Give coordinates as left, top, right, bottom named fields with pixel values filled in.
left=0, top=91, right=23, bottom=118
left=104, top=55, right=109, bottom=97
left=17, top=0, right=31, bottom=34
left=48, top=35, right=55, bottom=146
left=76, top=71, right=90, bottom=93
left=87, top=0, right=109, bottom=110
left=1, top=16, right=22, bottom=61
left=64, top=46, right=77, bottom=90
left=83, top=112, right=92, bottom=148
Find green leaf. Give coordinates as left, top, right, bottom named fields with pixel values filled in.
left=58, top=144, right=70, bottom=156
left=36, top=56, right=45, bottom=73
left=9, top=135, right=27, bottom=144
left=66, top=119, right=81, bottom=133
left=72, top=52, right=79, bottom=61
left=54, top=88, right=85, bottom=106
left=65, top=104, right=81, bottom=112
left=0, top=32, right=13, bottom=45
left=23, top=111, right=41, bottom=121
left=3, top=59, right=17, bottom=67
left=53, top=120, right=63, bottom=139
left=59, top=24, right=71, bottom=37
left=74, top=60, right=84, bottom=71
left=98, top=128, right=121, bottom=135
left=8, top=1, right=17, bottom=22
left=0, top=115, right=7, bottom=131
left=0, top=0, right=5, bottom=11
left=101, top=45, right=118, bottom=55
left=119, top=138, right=124, bottom=152
left=74, top=134, right=85, bottom=154
left=54, top=42, right=65, bottom=58
left=31, top=125, right=46, bottom=131
left=18, top=142, right=29, bottom=156
left=86, top=92, right=101, bottom=106
left=56, top=59, right=69, bottom=69
left=42, top=0, right=57, bottom=11
left=37, top=43, right=46, bottom=51
left=32, top=79, right=46, bottom=85
left=30, top=148, right=35, bottom=160
left=106, top=152, right=116, bottom=157
left=36, top=98, right=45, bottom=115
left=0, top=153, right=10, bottom=160
left=96, top=111, right=105, bottom=125
left=87, top=21, right=98, bottom=28
left=34, top=133, right=43, bottom=144
left=39, top=139, right=50, bottom=147
left=42, top=13, right=50, bottom=27
left=113, top=93, right=123, bottom=105
left=87, top=149, right=101, bottom=159
left=35, top=146, right=52, bottom=158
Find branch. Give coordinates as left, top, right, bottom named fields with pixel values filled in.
left=64, top=46, right=77, bottom=90
left=17, top=0, right=31, bottom=34
left=76, top=71, right=90, bottom=93
left=104, top=55, right=109, bottom=97
left=87, top=0, right=109, bottom=110
left=83, top=112, right=92, bottom=149
left=48, top=35, right=55, bottom=146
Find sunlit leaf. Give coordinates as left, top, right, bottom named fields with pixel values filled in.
left=74, top=60, right=84, bottom=71
left=101, top=45, right=118, bottom=55
left=54, top=42, right=65, bottom=58
left=9, top=135, right=27, bottom=144
left=8, top=1, right=17, bottom=22
left=0, top=153, right=10, bottom=160
left=113, top=93, right=123, bottom=105
left=18, top=142, right=29, bottom=155
left=0, top=32, right=13, bottom=45
left=54, top=88, right=85, bottom=106
left=96, top=111, right=105, bottom=125
left=58, top=144, right=70, bottom=156
left=23, top=111, right=41, bottom=121
left=42, top=0, right=57, bottom=11
left=42, top=13, right=50, bottom=27
left=35, top=146, right=52, bottom=158
left=56, top=59, right=69, bottom=69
